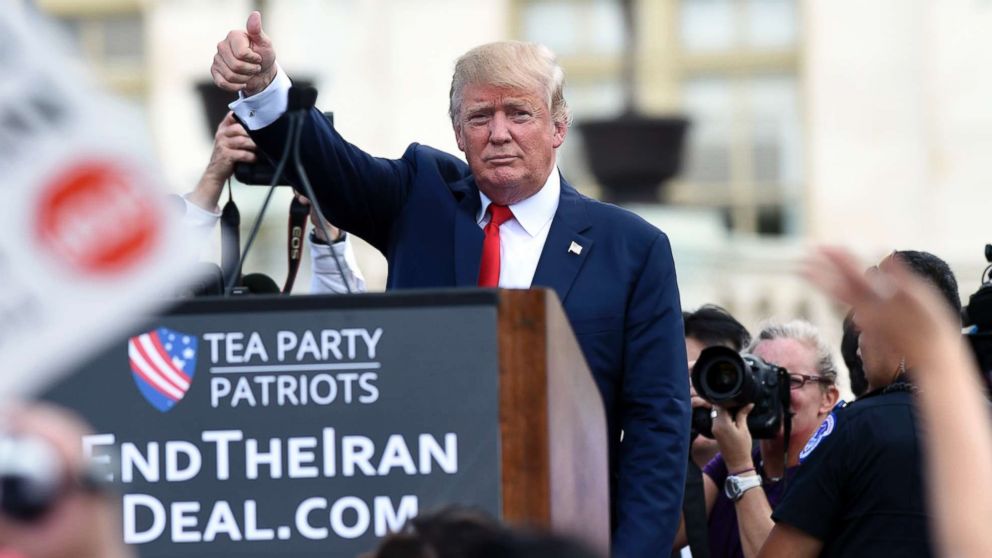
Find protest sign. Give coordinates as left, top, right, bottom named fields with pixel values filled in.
left=0, top=6, right=196, bottom=397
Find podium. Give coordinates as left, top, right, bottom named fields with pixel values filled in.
left=41, top=289, right=609, bottom=557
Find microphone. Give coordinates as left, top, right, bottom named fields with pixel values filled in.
left=179, top=263, right=224, bottom=298
left=220, top=198, right=241, bottom=288
left=238, top=273, right=280, bottom=295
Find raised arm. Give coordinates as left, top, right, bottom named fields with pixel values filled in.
left=187, top=112, right=257, bottom=213
left=210, top=12, right=415, bottom=253
left=804, top=247, right=992, bottom=558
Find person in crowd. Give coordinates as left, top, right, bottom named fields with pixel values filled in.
left=800, top=246, right=992, bottom=558
left=684, top=305, right=752, bottom=363
left=210, top=12, right=689, bottom=557
left=0, top=404, right=134, bottom=558
left=184, top=111, right=365, bottom=294
left=674, top=320, right=839, bottom=558
left=684, top=304, right=752, bottom=467
left=367, top=506, right=602, bottom=558
left=840, top=312, right=868, bottom=397
left=759, top=250, right=961, bottom=557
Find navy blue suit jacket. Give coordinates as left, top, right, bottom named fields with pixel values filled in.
left=251, top=108, right=690, bottom=558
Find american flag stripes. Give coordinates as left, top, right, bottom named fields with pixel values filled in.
left=128, top=327, right=197, bottom=412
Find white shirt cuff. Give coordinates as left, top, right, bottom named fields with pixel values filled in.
left=182, top=196, right=221, bottom=223
left=229, top=64, right=291, bottom=130
left=310, top=236, right=366, bottom=294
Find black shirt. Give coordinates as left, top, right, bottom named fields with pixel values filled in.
left=771, top=386, right=933, bottom=557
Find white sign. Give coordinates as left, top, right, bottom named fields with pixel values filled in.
left=0, top=7, right=197, bottom=398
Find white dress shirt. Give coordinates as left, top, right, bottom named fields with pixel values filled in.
left=228, top=66, right=560, bottom=288
left=229, top=65, right=292, bottom=131
left=478, top=167, right=560, bottom=288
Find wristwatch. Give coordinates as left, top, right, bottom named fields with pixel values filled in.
left=310, top=229, right=346, bottom=245
left=724, top=473, right=762, bottom=502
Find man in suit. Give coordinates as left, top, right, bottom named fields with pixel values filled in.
left=210, top=12, right=690, bottom=557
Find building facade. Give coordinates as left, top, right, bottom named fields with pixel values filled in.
left=34, top=0, right=992, bottom=396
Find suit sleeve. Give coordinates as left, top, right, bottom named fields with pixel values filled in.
left=612, top=233, right=691, bottom=558
left=248, top=108, right=414, bottom=253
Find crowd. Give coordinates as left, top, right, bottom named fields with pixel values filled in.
left=2, top=8, right=991, bottom=558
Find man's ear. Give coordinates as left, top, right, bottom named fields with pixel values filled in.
left=552, top=120, right=567, bottom=149
left=453, top=123, right=466, bottom=153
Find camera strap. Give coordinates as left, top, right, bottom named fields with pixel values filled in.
left=781, top=408, right=793, bottom=488
left=283, top=196, right=309, bottom=293
left=680, top=458, right=711, bottom=558
left=219, top=180, right=241, bottom=288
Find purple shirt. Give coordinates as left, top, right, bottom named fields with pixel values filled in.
left=702, top=449, right=799, bottom=558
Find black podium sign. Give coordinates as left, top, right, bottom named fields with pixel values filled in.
left=41, top=291, right=502, bottom=558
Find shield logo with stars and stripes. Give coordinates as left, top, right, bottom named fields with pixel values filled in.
left=127, top=327, right=197, bottom=412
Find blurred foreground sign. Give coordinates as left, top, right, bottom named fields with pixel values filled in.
left=0, top=7, right=195, bottom=397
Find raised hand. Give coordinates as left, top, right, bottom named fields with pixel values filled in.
left=205, top=112, right=257, bottom=181
left=211, top=11, right=278, bottom=96
left=802, top=247, right=962, bottom=367
left=187, top=112, right=257, bottom=211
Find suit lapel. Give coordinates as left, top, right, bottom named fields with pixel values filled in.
left=531, top=178, right=593, bottom=304
left=451, top=175, right=484, bottom=286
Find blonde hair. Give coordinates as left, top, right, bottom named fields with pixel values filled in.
left=749, top=320, right=838, bottom=387
left=449, top=41, right=572, bottom=128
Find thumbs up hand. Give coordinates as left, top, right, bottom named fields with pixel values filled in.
left=211, top=11, right=278, bottom=96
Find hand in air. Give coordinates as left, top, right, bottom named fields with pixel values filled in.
left=211, top=11, right=278, bottom=96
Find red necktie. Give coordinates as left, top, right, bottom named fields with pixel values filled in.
left=478, top=204, right=514, bottom=287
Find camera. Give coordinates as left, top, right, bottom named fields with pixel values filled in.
left=0, top=435, right=63, bottom=521
left=963, top=243, right=992, bottom=388
left=691, top=346, right=790, bottom=439
left=0, top=435, right=104, bottom=522
left=235, top=111, right=335, bottom=186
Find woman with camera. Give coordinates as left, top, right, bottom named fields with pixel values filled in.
left=673, top=321, right=840, bottom=558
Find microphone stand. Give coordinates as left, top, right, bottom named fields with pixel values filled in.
left=224, top=85, right=354, bottom=296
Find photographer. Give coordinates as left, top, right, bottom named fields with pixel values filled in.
left=759, top=250, right=960, bottom=558
left=0, top=404, right=133, bottom=558
left=674, top=320, right=839, bottom=558
left=184, top=112, right=365, bottom=294
left=684, top=305, right=752, bottom=468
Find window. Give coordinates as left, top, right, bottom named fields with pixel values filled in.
left=38, top=1, right=147, bottom=101
left=680, top=0, right=797, bottom=51
left=515, top=0, right=804, bottom=236
left=674, top=0, right=802, bottom=235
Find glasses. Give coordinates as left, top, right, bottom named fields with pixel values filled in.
left=788, top=373, right=832, bottom=390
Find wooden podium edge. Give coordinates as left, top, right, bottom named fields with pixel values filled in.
left=498, top=289, right=551, bottom=522
left=544, top=293, right=610, bottom=555
left=497, top=289, right=610, bottom=556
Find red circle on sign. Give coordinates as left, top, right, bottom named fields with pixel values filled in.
left=35, top=161, right=160, bottom=275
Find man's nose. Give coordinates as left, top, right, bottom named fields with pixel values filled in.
left=488, top=113, right=511, bottom=143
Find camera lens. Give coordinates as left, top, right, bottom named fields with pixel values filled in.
left=707, top=360, right=741, bottom=396
left=692, top=346, right=752, bottom=407
left=0, top=436, right=63, bottom=522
